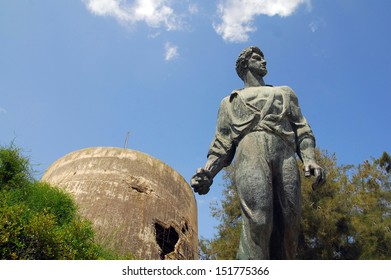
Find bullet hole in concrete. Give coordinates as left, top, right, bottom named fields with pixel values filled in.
left=155, top=223, right=179, bottom=260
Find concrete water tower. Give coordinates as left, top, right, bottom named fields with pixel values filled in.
left=41, top=147, right=198, bottom=260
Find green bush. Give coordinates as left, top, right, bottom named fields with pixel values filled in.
left=0, top=145, right=31, bottom=189
left=0, top=145, right=129, bottom=259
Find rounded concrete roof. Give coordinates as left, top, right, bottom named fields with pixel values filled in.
left=41, top=147, right=198, bottom=259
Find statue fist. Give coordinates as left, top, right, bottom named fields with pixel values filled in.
left=304, top=161, right=326, bottom=190
left=190, top=168, right=213, bottom=195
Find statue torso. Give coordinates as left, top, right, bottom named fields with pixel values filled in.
left=238, top=86, right=285, bottom=116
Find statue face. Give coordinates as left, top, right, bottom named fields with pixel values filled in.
left=247, top=52, right=267, bottom=77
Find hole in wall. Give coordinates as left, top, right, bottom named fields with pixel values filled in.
left=154, top=223, right=179, bottom=260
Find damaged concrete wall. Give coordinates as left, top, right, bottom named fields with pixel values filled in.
left=41, top=147, right=198, bottom=260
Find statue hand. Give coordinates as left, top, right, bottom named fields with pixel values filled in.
left=190, top=168, right=213, bottom=195
left=304, top=162, right=326, bottom=190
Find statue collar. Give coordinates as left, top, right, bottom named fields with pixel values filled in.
left=229, top=85, right=274, bottom=102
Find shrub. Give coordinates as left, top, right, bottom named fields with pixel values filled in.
left=0, top=145, right=31, bottom=189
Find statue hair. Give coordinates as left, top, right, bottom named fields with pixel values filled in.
left=235, top=46, right=263, bottom=81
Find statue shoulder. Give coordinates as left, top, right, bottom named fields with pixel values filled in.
left=216, top=95, right=231, bottom=113
left=227, top=88, right=242, bottom=103
left=275, top=85, right=298, bottom=99
left=221, top=95, right=231, bottom=105
left=275, top=85, right=294, bottom=93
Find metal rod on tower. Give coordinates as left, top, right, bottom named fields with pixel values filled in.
left=124, top=131, right=130, bottom=149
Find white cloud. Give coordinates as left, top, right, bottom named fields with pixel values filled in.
left=147, top=31, right=161, bottom=38
left=84, top=0, right=182, bottom=30
left=309, top=18, right=326, bottom=33
left=214, top=0, right=311, bottom=43
left=309, top=21, right=318, bottom=32
left=164, top=42, right=179, bottom=61
left=188, top=3, right=199, bottom=15
left=85, top=0, right=129, bottom=21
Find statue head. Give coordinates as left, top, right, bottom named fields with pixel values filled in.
left=235, top=46, right=267, bottom=81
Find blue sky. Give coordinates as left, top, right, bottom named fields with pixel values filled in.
left=1, top=0, right=390, bottom=240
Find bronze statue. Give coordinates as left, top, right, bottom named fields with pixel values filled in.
left=191, top=46, right=325, bottom=259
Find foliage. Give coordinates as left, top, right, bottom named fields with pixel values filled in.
left=298, top=150, right=358, bottom=259
left=348, top=155, right=391, bottom=259
left=0, top=145, right=131, bottom=259
left=0, top=145, right=31, bottom=189
left=200, top=149, right=391, bottom=260
left=199, top=164, right=241, bottom=260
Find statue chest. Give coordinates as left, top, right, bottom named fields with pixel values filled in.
left=236, top=87, right=286, bottom=116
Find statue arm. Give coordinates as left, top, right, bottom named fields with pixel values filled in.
left=191, top=98, right=235, bottom=195
left=287, top=88, right=315, bottom=161
left=289, top=88, right=326, bottom=189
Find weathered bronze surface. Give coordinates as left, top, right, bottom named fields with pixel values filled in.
left=191, top=46, right=325, bottom=259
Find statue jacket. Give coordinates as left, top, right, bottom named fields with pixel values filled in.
left=207, top=86, right=315, bottom=167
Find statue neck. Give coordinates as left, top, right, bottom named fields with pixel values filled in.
left=243, top=71, right=266, bottom=87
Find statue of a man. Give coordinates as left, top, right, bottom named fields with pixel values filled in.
left=191, top=46, right=325, bottom=259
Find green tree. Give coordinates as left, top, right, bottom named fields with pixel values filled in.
left=298, top=150, right=358, bottom=259
left=199, top=164, right=241, bottom=259
left=200, top=150, right=391, bottom=260
left=348, top=154, right=391, bottom=259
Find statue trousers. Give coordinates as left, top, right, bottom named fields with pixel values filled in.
left=234, top=131, right=301, bottom=259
